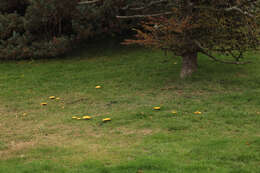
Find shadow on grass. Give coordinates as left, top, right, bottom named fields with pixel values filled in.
left=1, top=157, right=252, bottom=173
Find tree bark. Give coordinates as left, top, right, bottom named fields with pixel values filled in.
left=180, top=51, right=198, bottom=78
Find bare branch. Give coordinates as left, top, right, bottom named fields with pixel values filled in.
left=122, top=0, right=169, bottom=11
left=194, top=41, right=251, bottom=65
left=117, top=12, right=172, bottom=19
left=201, top=50, right=251, bottom=65
left=78, top=0, right=100, bottom=5
left=193, top=5, right=254, bottom=18
left=225, top=6, right=254, bottom=18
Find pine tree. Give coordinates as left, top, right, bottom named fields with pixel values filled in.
left=118, top=0, right=260, bottom=78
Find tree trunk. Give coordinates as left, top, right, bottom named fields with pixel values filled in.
left=180, top=51, right=198, bottom=78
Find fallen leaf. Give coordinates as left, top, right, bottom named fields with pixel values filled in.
left=95, top=85, right=102, bottom=89
left=41, top=102, right=47, bottom=106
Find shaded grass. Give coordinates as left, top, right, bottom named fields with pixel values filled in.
left=0, top=42, right=260, bottom=172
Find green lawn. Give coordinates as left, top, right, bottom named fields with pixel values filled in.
left=0, top=43, right=260, bottom=173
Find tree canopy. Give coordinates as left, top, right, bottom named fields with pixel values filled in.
left=119, top=0, right=260, bottom=78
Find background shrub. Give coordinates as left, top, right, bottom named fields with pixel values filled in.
left=25, top=0, right=79, bottom=39
left=0, top=0, right=29, bottom=15
left=0, top=13, right=25, bottom=40
left=0, top=0, right=136, bottom=60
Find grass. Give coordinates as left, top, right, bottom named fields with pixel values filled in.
left=0, top=42, right=260, bottom=172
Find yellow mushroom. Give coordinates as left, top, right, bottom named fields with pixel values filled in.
left=102, top=118, right=111, bottom=122
left=82, top=116, right=92, bottom=120
left=153, top=107, right=161, bottom=110
left=171, top=110, right=177, bottom=114
left=194, top=111, right=202, bottom=114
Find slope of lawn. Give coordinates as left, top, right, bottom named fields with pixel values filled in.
left=0, top=42, right=260, bottom=173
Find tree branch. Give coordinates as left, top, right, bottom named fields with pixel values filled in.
left=121, top=0, right=169, bottom=11
left=194, top=41, right=251, bottom=65
left=224, top=6, right=253, bottom=18
left=117, top=12, right=172, bottom=19
left=193, top=5, right=254, bottom=18
left=78, top=0, right=100, bottom=5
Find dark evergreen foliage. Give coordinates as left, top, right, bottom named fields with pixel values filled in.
left=0, top=0, right=135, bottom=60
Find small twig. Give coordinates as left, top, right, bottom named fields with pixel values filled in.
left=66, top=98, right=89, bottom=104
